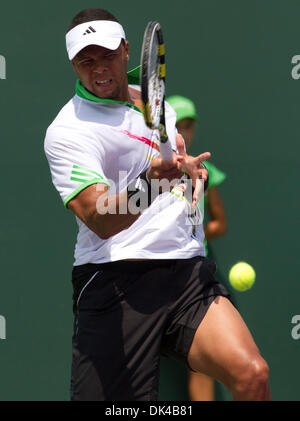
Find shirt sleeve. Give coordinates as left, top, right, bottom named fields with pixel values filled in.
left=44, top=125, right=110, bottom=208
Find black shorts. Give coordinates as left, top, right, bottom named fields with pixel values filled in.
left=70, top=256, right=231, bottom=401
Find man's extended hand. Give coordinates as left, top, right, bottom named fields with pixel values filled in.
left=146, top=134, right=210, bottom=207
left=176, top=134, right=211, bottom=208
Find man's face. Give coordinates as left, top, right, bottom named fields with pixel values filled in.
left=72, top=41, right=130, bottom=101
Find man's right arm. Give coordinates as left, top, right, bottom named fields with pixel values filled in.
left=67, top=183, right=140, bottom=239
left=67, top=138, right=211, bottom=240
left=67, top=151, right=186, bottom=239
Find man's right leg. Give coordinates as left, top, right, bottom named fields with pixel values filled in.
left=70, top=261, right=174, bottom=401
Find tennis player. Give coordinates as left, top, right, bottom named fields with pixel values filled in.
left=44, top=8, right=271, bottom=401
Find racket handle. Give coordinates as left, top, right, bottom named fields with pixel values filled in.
left=160, top=140, right=173, bottom=161
left=159, top=124, right=173, bottom=161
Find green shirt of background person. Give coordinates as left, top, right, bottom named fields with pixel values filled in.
left=166, top=95, right=227, bottom=401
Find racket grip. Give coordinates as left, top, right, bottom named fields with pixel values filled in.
left=160, top=140, right=173, bottom=161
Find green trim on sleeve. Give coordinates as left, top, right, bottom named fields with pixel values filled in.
left=64, top=177, right=110, bottom=208
left=72, top=164, right=104, bottom=179
left=71, top=171, right=93, bottom=178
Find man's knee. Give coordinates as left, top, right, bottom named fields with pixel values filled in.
left=230, top=353, right=269, bottom=398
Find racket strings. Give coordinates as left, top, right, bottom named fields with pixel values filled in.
left=147, top=36, right=164, bottom=127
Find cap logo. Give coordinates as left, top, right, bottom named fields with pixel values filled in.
left=83, top=26, right=96, bottom=35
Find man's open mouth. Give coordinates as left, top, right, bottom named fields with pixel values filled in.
left=96, top=79, right=112, bottom=86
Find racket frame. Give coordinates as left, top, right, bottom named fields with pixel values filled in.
left=140, top=21, right=172, bottom=160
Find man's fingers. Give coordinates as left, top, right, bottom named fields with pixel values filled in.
left=196, top=152, right=211, bottom=164
left=198, top=168, right=208, bottom=181
left=175, top=134, right=186, bottom=156
left=192, top=178, right=201, bottom=208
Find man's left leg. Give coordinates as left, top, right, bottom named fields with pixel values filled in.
left=187, top=296, right=271, bottom=401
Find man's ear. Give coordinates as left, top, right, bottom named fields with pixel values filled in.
left=71, top=59, right=80, bottom=76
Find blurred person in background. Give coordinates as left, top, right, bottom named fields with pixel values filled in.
left=166, top=95, right=232, bottom=401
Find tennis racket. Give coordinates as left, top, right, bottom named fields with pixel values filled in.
left=140, top=21, right=173, bottom=161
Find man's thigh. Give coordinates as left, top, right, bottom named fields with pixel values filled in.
left=187, top=295, right=262, bottom=387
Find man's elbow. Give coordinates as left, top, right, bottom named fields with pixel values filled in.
left=84, top=211, right=113, bottom=240
left=97, top=228, right=113, bottom=240
left=92, top=222, right=114, bottom=240
left=220, top=220, right=227, bottom=236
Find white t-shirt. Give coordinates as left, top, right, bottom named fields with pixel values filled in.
left=44, top=83, right=205, bottom=265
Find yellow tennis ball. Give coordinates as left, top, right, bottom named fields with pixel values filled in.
left=229, top=262, right=256, bottom=291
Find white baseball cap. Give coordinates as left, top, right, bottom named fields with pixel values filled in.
left=66, top=20, right=126, bottom=60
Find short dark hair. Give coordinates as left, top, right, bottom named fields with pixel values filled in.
left=67, top=8, right=120, bottom=33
